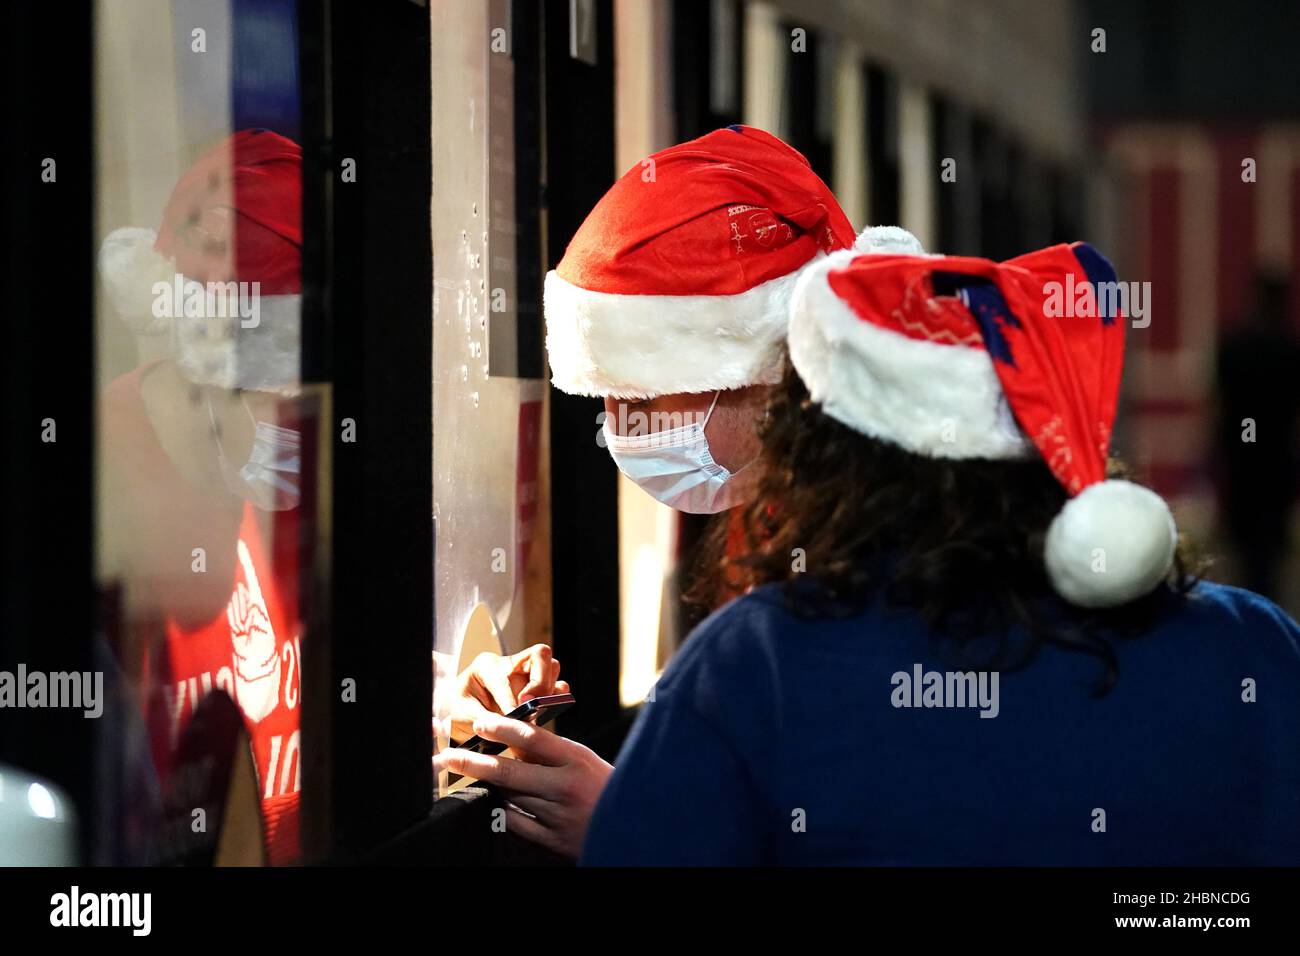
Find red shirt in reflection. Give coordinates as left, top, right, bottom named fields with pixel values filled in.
left=103, top=363, right=302, bottom=865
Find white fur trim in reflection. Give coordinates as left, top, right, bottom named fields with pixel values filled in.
left=172, top=293, right=302, bottom=394
left=97, top=227, right=176, bottom=336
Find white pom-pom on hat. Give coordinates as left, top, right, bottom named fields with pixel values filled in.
left=1044, top=479, right=1177, bottom=608
left=97, top=226, right=174, bottom=336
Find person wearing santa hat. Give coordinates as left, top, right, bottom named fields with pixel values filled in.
left=546, top=124, right=885, bottom=515
left=579, top=241, right=1300, bottom=865
left=436, top=126, right=904, bottom=857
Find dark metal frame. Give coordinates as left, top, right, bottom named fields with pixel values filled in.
left=866, top=63, right=900, bottom=228
left=0, top=0, right=97, bottom=863
left=781, top=20, right=834, bottom=183
left=544, top=0, right=622, bottom=745
left=299, top=0, right=434, bottom=861
left=672, top=0, right=746, bottom=140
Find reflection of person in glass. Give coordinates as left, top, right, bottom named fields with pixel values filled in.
left=99, top=130, right=307, bottom=864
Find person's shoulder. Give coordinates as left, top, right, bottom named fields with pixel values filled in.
left=103, top=364, right=143, bottom=406
left=1179, top=579, right=1295, bottom=622
left=102, top=361, right=158, bottom=431
left=1172, top=580, right=1300, bottom=647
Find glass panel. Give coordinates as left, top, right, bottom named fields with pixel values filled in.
left=93, top=0, right=318, bottom=865
left=430, top=0, right=551, bottom=794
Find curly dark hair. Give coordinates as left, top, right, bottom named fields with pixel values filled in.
left=685, top=357, right=1208, bottom=694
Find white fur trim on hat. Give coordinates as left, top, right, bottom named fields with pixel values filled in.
left=855, top=225, right=927, bottom=256
left=97, top=226, right=175, bottom=336
left=1045, top=479, right=1177, bottom=608
left=545, top=265, right=810, bottom=399
left=172, top=292, right=302, bottom=394
left=787, top=251, right=1033, bottom=459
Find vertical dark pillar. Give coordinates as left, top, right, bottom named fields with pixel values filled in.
left=673, top=0, right=745, bottom=140
left=300, top=0, right=433, bottom=859
left=867, top=64, right=900, bottom=228
left=0, top=2, right=96, bottom=860
left=544, top=0, right=622, bottom=742
left=781, top=22, right=834, bottom=183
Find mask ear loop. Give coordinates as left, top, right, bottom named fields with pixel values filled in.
left=700, top=390, right=723, bottom=434
left=206, top=390, right=257, bottom=465
left=715, top=389, right=762, bottom=479
left=697, top=390, right=735, bottom=482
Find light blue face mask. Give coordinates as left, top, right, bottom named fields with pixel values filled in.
left=602, top=391, right=756, bottom=514
left=207, top=395, right=301, bottom=512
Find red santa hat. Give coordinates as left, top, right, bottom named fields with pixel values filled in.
left=154, top=128, right=302, bottom=294
left=787, top=242, right=1177, bottom=608
left=545, top=126, right=856, bottom=399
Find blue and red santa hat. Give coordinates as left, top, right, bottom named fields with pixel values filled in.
left=788, top=235, right=1178, bottom=608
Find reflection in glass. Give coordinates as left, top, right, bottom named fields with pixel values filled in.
left=94, top=0, right=311, bottom=866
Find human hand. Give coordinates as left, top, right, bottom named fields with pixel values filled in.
left=433, top=712, right=613, bottom=859
left=445, top=645, right=568, bottom=744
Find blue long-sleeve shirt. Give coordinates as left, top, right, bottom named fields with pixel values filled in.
left=581, top=581, right=1300, bottom=865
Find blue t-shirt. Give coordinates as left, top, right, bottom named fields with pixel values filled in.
left=581, top=581, right=1300, bottom=865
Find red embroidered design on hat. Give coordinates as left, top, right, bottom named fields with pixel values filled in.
left=727, top=204, right=797, bottom=257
